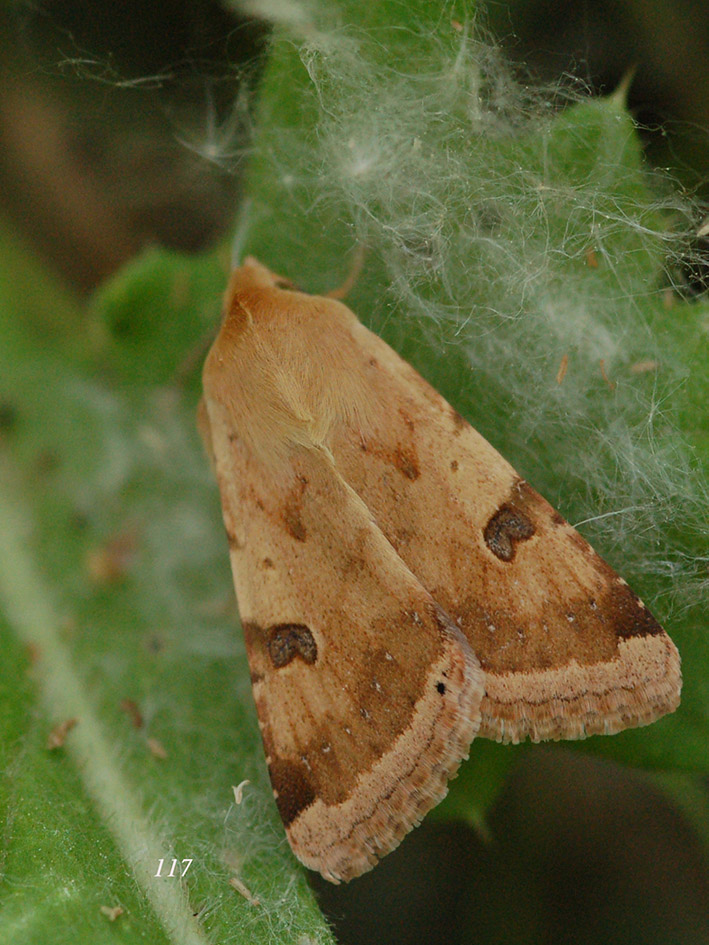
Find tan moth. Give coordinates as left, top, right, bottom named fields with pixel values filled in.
left=199, top=257, right=681, bottom=884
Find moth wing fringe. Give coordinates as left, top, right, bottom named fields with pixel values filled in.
left=480, top=633, right=681, bottom=744
left=288, top=638, right=482, bottom=883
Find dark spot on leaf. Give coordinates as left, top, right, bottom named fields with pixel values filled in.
left=436, top=682, right=446, bottom=695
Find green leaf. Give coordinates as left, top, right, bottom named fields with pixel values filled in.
left=0, top=220, right=334, bottom=943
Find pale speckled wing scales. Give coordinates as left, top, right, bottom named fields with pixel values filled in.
left=327, top=318, right=681, bottom=745
left=200, top=396, right=483, bottom=882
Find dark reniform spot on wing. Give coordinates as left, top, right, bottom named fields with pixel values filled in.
left=268, top=623, right=318, bottom=667
left=484, top=506, right=535, bottom=562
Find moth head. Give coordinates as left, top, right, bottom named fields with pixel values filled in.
left=231, top=257, right=298, bottom=293
left=217, top=259, right=297, bottom=342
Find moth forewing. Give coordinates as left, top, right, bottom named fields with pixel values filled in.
left=325, top=336, right=682, bottom=743
left=201, top=260, right=483, bottom=882
left=201, top=257, right=681, bottom=882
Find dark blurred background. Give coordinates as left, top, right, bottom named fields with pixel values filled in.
left=2, top=2, right=707, bottom=943
left=4, top=1, right=709, bottom=296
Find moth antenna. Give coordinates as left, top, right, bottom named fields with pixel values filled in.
left=326, top=244, right=367, bottom=299
left=230, top=196, right=254, bottom=268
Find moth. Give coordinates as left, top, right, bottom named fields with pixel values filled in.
left=199, top=257, right=681, bottom=884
